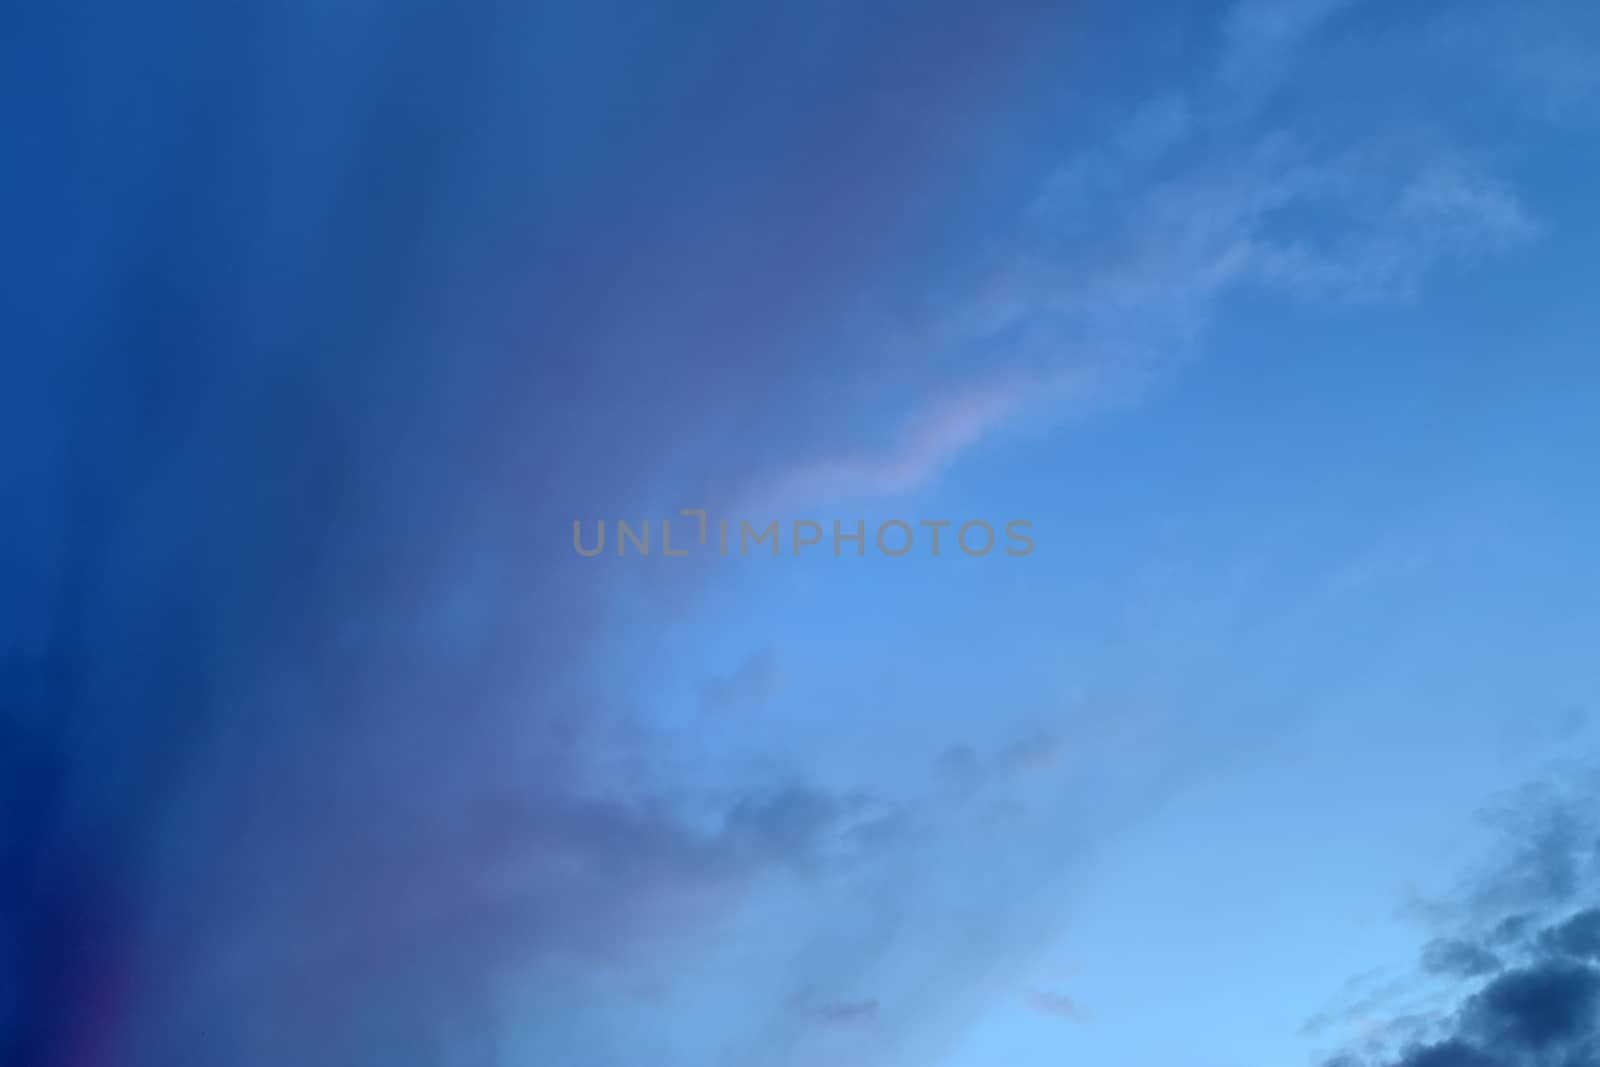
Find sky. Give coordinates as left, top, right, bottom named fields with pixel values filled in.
left=3, top=1, right=1600, bottom=1066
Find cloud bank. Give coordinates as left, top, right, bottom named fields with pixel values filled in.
left=1317, top=771, right=1600, bottom=1067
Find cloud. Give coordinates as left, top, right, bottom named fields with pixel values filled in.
left=1423, top=940, right=1505, bottom=980
left=1539, top=910, right=1600, bottom=963
left=1316, top=769, right=1600, bottom=1067
left=1221, top=0, right=1361, bottom=91
left=739, top=371, right=1045, bottom=511
left=1024, top=988, right=1094, bottom=1023
left=719, top=783, right=900, bottom=875
left=700, top=647, right=784, bottom=716
left=750, top=0, right=1542, bottom=515
left=932, top=730, right=1070, bottom=800
left=814, top=998, right=881, bottom=1025
left=1464, top=963, right=1600, bottom=1055
left=1422, top=2, right=1600, bottom=127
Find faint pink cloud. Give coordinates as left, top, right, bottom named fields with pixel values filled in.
left=741, top=372, right=1040, bottom=511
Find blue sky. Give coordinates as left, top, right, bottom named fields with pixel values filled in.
left=4, top=1, right=1600, bottom=1066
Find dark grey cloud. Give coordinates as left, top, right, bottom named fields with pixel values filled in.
left=1538, top=910, right=1600, bottom=963
left=1423, top=940, right=1505, bottom=980
left=1492, top=915, right=1538, bottom=948
left=1460, top=963, right=1600, bottom=1056
left=1321, top=773, right=1600, bottom=1067
left=720, top=784, right=902, bottom=876
left=1460, top=784, right=1600, bottom=921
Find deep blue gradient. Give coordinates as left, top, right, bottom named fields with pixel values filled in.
left=4, top=2, right=1599, bottom=1066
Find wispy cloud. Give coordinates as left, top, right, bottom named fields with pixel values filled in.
left=700, top=647, right=785, bottom=716
left=1024, top=987, right=1095, bottom=1023
left=741, top=370, right=1046, bottom=511
left=750, top=0, right=1542, bottom=514
left=1221, top=0, right=1360, bottom=91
